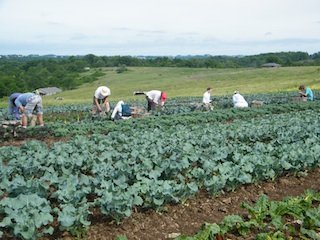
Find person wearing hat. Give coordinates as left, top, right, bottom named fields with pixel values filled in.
left=298, top=85, right=314, bottom=101
left=232, top=91, right=248, bottom=108
left=14, top=92, right=44, bottom=128
left=145, top=90, right=167, bottom=111
left=8, top=92, right=22, bottom=120
left=92, top=86, right=111, bottom=115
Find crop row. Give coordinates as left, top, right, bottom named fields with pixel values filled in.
left=1, top=91, right=318, bottom=121
left=1, top=100, right=320, bottom=142
left=175, top=190, right=320, bottom=240
left=0, top=110, right=320, bottom=239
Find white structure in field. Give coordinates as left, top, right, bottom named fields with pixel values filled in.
left=38, top=87, right=62, bottom=96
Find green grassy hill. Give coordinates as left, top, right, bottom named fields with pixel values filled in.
left=2, top=66, right=320, bottom=107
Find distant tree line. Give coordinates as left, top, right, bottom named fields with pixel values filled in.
left=1, top=51, right=320, bottom=98
left=0, top=57, right=104, bottom=98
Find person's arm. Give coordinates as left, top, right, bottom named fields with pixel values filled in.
left=305, top=88, right=313, bottom=99
left=104, top=99, right=110, bottom=112
left=8, top=99, right=13, bottom=115
left=299, top=91, right=307, bottom=97
left=18, top=105, right=25, bottom=113
left=14, top=98, right=24, bottom=113
left=94, top=97, right=102, bottom=112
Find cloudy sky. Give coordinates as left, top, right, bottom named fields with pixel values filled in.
left=0, top=0, right=320, bottom=56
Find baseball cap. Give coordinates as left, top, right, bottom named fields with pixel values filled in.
left=161, top=92, right=167, bottom=101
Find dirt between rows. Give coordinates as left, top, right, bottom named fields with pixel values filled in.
left=2, top=136, right=319, bottom=240
left=49, top=167, right=320, bottom=240
left=0, top=137, right=68, bottom=147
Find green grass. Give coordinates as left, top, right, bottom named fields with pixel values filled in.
left=1, top=66, right=320, bottom=107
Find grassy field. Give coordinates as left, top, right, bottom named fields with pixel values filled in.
left=1, top=66, right=320, bottom=107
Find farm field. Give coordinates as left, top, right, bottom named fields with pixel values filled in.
left=83, top=169, right=320, bottom=240
left=0, top=66, right=320, bottom=240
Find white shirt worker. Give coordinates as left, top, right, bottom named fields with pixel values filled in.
left=233, top=92, right=248, bottom=108
left=146, top=90, right=162, bottom=104
left=111, top=101, right=124, bottom=119
left=203, top=91, right=211, bottom=104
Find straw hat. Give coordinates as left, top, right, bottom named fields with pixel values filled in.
left=100, top=87, right=111, bottom=97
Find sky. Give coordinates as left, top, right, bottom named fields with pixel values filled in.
left=0, top=0, right=320, bottom=56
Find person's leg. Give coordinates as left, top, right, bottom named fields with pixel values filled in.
left=102, top=98, right=110, bottom=112
left=23, top=97, right=38, bottom=127
left=92, top=96, right=100, bottom=115
left=146, top=96, right=151, bottom=111
left=30, top=115, right=37, bottom=126
left=37, top=114, right=44, bottom=126
left=114, top=112, right=122, bottom=121
left=21, top=114, right=28, bottom=128
left=33, top=96, right=44, bottom=126
left=146, top=96, right=155, bottom=111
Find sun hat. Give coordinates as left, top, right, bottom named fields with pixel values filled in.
left=161, top=91, right=167, bottom=101
left=100, top=87, right=111, bottom=97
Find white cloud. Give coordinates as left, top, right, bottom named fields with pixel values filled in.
left=0, top=0, right=320, bottom=55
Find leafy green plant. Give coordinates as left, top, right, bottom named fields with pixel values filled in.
left=177, top=191, right=320, bottom=239
left=0, top=194, right=53, bottom=240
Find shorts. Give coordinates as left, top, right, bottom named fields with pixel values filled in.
left=146, top=96, right=156, bottom=111
left=92, top=96, right=107, bottom=115
left=92, top=96, right=107, bottom=104
left=24, top=95, right=43, bottom=117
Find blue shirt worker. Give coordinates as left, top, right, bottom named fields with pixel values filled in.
left=111, top=101, right=132, bottom=121
left=8, top=92, right=22, bottom=120
left=15, top=92, right=44, bottom=128
left=298, top=85, right=314, bottom=101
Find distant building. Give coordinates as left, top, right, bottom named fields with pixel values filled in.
left=261, top=63, right=281, bottom=68
left=38, top=87, right=62, bottom=96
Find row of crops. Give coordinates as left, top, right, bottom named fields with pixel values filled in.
left=1, top=97, right=320, bottom=142
left=176, top=191, right=320, bottom=240
left=0, top=91, right=318, bottom=121
left=0, top=96, right=320, bottom=239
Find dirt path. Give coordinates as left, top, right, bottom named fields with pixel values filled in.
left=0, top=137, right=68, bottom=147
left=77, top=168, right=320, bottom=240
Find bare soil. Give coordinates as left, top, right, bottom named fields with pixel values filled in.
left=54, top=168, right=320, bottom=240
left=0, top=137, right=68, bottom=147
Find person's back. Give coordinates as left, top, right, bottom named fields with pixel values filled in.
left=146, top=90, right=162, bottom=104
left=8, top=93, right=22, bottom=120
left=14, top=93, right=35, bottom=107
left=203, top=88, right=212, bottom=105
left=305, top=87, right=314, bottom=101
left=233, top=91, right=248, bottom=108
